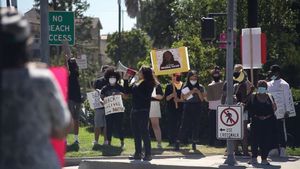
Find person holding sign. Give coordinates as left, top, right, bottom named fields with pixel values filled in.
left=124, top=66, right=156, bottom=161
left=101, top=69, right=126, bottom=148
left=267, top=64, right=295, bottom=157
left=165, top=73, right=184, bottom=146
left=246, top=80, right=277, bottom=165
left=207, top=66, right=223, bottom=146
left=175, top=70, right=207, bottom=151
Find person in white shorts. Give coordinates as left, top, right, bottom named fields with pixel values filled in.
left=149, top=73, right=164, bottom=148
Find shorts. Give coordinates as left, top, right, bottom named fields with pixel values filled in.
left=94, top=108, right=106, bottom=128
left=149, top=101, right=161, bottom=118
left=68, top=100, right=81, bottom=120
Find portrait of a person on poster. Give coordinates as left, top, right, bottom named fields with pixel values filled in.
left=159, top=51, right=181, bottom=70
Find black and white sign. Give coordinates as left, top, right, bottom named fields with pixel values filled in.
left=217, top=105, right=243, bottom=140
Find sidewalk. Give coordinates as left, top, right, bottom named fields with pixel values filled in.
left=64, top=155, right=300, bottom=169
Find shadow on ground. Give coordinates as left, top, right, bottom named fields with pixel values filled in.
left=92, top=144, right=123, bottom=156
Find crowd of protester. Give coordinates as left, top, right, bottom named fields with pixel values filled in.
left=1, top=7, right=294, bottom=168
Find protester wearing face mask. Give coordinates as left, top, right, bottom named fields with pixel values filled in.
left=207, top=66, right=223, bottom=146
left=165, top=73, right=184, bottom=146
left=100, top=68, right=126, bottom=148
left=175, top=70, right=207, bottom=151
left=267, top=64, right=293, bottom=157
left=246, top=80, right=277, bottom=165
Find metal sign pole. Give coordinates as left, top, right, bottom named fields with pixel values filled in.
left=40, top=0, right=49, bottom=64
left=224, top=0, right=237, bottom=165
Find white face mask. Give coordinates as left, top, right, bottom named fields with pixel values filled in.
left=190, top=80, right=197, bottom=85
left=109, top=77, right=117, bottom=85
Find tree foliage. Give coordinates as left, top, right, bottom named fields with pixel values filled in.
left=106, top=29, right=152, bottom=68
left=137, top=0, right=176, bottom=48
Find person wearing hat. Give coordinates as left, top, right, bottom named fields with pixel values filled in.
left=207, top=66, right=223, bottom=146
left=232, top=64, right=254, bottom=156
left=0, top=8, right=70, bottom=169
left=267, top=64, right=293, bottom=157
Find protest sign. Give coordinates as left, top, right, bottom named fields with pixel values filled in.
left=151, top=47, right=190, bottom=75
left=86, top=90, right=103, bottom=110
left=103, top=95, right=125, bottom=115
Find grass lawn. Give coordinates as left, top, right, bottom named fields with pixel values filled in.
left=66, top=127, right=300, bottom=158
left=65, top=127, right=226, bottom=157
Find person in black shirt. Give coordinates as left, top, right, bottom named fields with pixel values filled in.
left=124, top=66, right=156, bottom=161
left=165, top=73, right=184, bottom=146
left=101, top=69, right=126, bottom=148
left=246, top=80, right=277, bottom=165
left=175, top=70, right=207, bottom=151
left=67, top=58, right=82, bottom=144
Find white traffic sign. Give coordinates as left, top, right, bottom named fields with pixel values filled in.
left=217, top=105, right=243, bottom=140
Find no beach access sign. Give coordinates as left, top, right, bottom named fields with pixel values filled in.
left=217, top=105, right=243, bottom=140
left=49, top=11, right=75, bottom=45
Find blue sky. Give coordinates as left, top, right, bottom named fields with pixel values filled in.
left=2, top=0, right=136, bottom=35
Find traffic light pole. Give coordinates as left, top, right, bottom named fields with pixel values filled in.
left=224, top=0, right=237, bottom=165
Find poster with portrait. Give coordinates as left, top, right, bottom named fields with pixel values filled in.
left=151, top=47, right=190, bottom=75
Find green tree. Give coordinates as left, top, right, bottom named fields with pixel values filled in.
left=106, top=29, right=152, bottom=68
left=137, top=0, right=176, bottom=48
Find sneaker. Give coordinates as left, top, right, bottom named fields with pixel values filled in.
left=143, top=155, right=152, bottom=161
left=248, top=158, right=258, bottom=165
left=280, top=147, right=287, bottom=157
left=92, top=141, right=98, bottom=146
left=261, top=159, right=270, bottom=165
left=103, top=140, right=109, bottom=145
left=129, top=153, right=142, bottom=160
left=192, top=143, right=197, bottom=150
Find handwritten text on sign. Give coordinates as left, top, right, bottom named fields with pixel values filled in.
left=87, top=91, right=103, bottom=110
left=104, top=95, right=125, bottom=115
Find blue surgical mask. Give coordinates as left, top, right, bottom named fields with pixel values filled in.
left=257, top=87, right=267, bottom=94
left=270, top=75, right=277, bottom=80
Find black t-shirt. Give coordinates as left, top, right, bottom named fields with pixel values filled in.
left=151, top=84, right=164, bottom=101
left=182, top=84, right=205, bottom=103
left=165, top=83, right=183, bottom=110
left=94, top=77, right=107, bottom=90
left=124, top=80, right=153, bottom=110
left=246, top=94, right=274, bottom=117
left=101, top=84, right=124, bottom=98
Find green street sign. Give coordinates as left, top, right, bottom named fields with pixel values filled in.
left=49, top=11, right=75, bottom=45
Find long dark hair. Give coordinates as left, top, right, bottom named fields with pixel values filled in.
left=104, top=67, right=121, bottom=82
left=141, top=66, right=156, bottom=87
left=185, top=70, right=200, bottom=90
left=161, top=51, right=175, bottom=66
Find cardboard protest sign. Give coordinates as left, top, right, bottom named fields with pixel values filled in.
left=151, top=47, right=190, bottom=75
left=207, top=82, right=224, bottom=101
left=103, top=95, right=125, bottom=115
left=86, top=90, right=103, bottom=110
left=76, top=54, right=87, bottom=70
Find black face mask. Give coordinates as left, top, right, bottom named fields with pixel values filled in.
left=175, top=76, right=181, bottom=82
